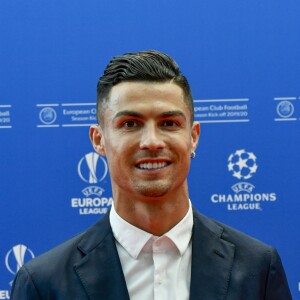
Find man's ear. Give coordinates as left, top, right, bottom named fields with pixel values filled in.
left=191, top=122, right=200, bottom=152
left=89, top=125, right=106, bottom=156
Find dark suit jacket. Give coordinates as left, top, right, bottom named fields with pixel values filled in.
left=11, top=209, right=292, bottom=299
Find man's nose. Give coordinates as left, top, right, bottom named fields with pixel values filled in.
left=139, top=123, right=165, bottom=151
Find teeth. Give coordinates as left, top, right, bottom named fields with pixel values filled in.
left=138, top=162, right=168, bottom=169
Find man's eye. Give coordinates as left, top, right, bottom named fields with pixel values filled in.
left=124, top=120, right=138, bottom=128
left=162, top=120, right=178, bottom=127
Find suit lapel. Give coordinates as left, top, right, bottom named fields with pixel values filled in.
left=190, top=211, right=235, bottom=300
left=74, top=214, right=130, bottom=300
left=72, top=209, right=235, bottom=300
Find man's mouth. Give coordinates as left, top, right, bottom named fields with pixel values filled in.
left=137, top=161, right=169, bottom=170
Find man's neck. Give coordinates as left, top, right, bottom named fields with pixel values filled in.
left=113, top=195, right=190, bottom=236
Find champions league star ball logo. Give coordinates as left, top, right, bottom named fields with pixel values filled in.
left=5, top=244, right=35, bottom=285
left=78, top=152, right=108, bottom=184
left=228, top=149, right=258, bottom=180
left=211, top=149, right=276, bottom=211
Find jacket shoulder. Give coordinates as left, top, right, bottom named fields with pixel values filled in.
left=193, top=209, right=273, bottom=254
left=21, top=213, right=111, bottom=278
left=192, top=209, right=292, bottom=299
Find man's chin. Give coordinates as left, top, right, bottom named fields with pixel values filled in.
left=135, top=184, right=170, bottom=198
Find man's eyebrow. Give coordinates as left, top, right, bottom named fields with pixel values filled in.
left=113, top=110, right=143, bottom=120
left=113, top=110, right=186, bottom=120
left=160, top=111, right=186, bottom=120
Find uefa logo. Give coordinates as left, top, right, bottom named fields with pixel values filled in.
left=78, top=152, right=108, bottom=183
left=39, top=107, right=57, bottom=125
left=276, top=101, right=294, bottom=118
left=228, top=149, right=258, bottom=180
left=5, top=244, right=35, bottom=284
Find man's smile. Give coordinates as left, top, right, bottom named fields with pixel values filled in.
left=136, top=161, right=170, bottom=170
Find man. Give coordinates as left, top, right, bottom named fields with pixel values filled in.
left=11, top=50, right=291, bottom=299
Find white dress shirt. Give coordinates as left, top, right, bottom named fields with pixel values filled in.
left=109, top=202, right=193, bottom=300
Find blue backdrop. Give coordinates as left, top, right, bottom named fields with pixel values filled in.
left=1, top=0, right=299, bottom=298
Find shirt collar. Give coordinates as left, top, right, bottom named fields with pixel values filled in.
left=109, top=201, right=193, bottom=258
left=164, top=202, right=193, bottom=255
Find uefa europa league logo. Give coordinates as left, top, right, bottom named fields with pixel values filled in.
left=78, top=152, right=108, bottom=183
left=5, top=244, right=35, bottom=285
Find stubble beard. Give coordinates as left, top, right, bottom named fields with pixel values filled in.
left=134, top=180, right=171, bottom=198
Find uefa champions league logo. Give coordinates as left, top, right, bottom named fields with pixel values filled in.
left=78, top=152, right=108, bottom=184
left=211, top=149, right=276, bottom=211
left=5, top=244, right=35, bottom=285
left=228, top=149, right=258, bottom=180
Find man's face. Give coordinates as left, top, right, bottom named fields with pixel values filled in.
left=90, top=81, right=200, bottom=202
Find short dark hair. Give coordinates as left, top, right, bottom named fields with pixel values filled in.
left=96, top=50, right=194, bottom=127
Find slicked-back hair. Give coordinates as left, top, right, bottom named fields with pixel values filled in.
left=96, top=50, right=194, bottom=127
